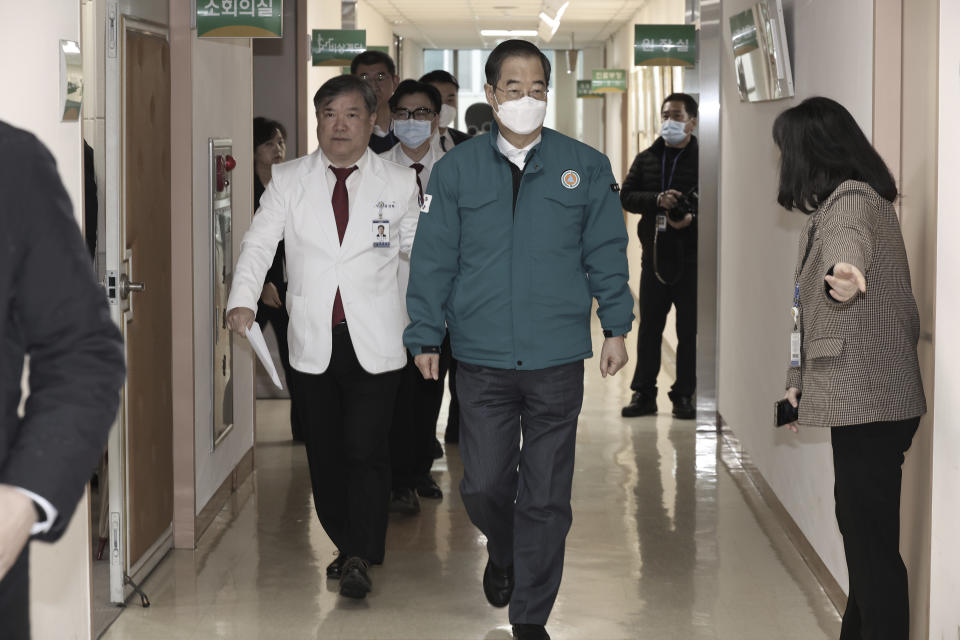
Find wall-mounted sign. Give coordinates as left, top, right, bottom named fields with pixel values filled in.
left=197, top=0, right=283, bottom=38
left=312, top=29, right=366, bottom=66
left=729, top=9, right=760, bottom=56
left=634, top=24, right=696, bottom=67
left=591, top=69, right=627, bottom=93
left=577, top=80, right=602, bottom=98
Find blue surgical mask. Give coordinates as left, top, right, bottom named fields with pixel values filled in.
left=661, top=119, right=689, bottom=146
left=393, top=119, right=433, bottom=148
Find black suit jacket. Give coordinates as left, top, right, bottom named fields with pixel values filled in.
left=448, top=127, right=471, bottom=146
left=0, top=122, right=125, bottom=541
left=368, top=130, right=399, bottom=154
left=620, top=136, right=699, bottom=263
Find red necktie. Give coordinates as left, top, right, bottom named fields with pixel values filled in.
left=330, top=165, right=357, bottom=327
left=411, top=163, right=424, bottom=205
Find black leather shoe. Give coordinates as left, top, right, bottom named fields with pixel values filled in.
left=415, top=474, right=443, bottom=499
left=325, top=553, right=345, bottom=580
left=482, top=558, right=514, bottom=608
left=389, top=487, right=421, bottom=515
left=672, top=396, right=696, bottom=420
left=339, top=557, right=372, bottom=599
left=512, top=624, right=550, bottom=640
left=621, top=391, right=657, bottom=417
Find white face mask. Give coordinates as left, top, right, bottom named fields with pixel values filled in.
left=393, top=119, right=433, bottom=148
left=661, top=119, right=689, bottom=146
left=494, top=95, right=547, bottom=135
left=439, top=104, right=457, bottom=129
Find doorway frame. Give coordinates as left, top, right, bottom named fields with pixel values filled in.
left=103, top=10, right=174, bottom=604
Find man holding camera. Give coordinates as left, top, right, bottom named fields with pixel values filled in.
left=620, top=93, right=699, bottom=420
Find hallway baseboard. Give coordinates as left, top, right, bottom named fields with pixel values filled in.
left=718, top=421, right=847, bottom=615
left=195, top=446, right=256, bottom=544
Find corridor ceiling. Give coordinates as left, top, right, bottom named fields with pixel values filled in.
left=363, top=0, right=640, bottom=50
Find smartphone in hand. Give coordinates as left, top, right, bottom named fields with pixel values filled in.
left=774, top=398, right=799, bottom=427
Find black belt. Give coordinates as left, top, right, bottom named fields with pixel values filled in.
left=332, top=320, right=349, bottom=335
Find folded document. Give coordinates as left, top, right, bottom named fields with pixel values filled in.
left=245, top=322, right=283, bottom=389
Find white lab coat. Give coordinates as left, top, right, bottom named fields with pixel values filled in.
left=227, top=148, right=420, bottom=374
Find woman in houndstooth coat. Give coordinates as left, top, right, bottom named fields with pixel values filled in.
left=773, top=96, right=925, bottom=640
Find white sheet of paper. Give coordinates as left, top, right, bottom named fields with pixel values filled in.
left=245, top=322, right=283, bottom=389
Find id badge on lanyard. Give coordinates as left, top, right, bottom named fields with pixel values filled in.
left=790, top=283, right=801, bottom=367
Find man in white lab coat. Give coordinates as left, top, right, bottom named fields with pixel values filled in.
left=226, top=75, right=419, bottom=600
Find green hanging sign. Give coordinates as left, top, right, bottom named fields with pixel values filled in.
left=591, top=69, right=627, bottom=93
left=311, top=29, right=366, bottom=66
left=634, top=24, right=696, bottom=67
left=196, top=0, right=283, bottom=38
left=577, top=80, right=602, bottom=98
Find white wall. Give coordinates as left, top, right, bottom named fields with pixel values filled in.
left=604, top=0, right=685, bottom=182
left=305, top=0, right=399, bottom=154
left=253, top=0, right=299, bottom=145
left=717, top=0, right=875, bottom=598
left=929, top=1, right=960, bottom=635
left=895, top=0, right=937, bottom=635
left=306, top=0, right=343, bottom=154
left=0, top=1, right=93, bottom=637
left=603, top=0, right=686, bottom=306
left=579, top=47, right=604, bottom=152
left=192, top=37, right=256, bottom=513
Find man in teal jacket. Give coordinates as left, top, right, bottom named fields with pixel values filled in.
left=404, top=40, right=633, bottom=640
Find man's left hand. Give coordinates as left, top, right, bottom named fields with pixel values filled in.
left=666, top=213, right=694, bottom=230
left=599, top=336, right=628, bottom=378
left=0, top=485, right=36, bottom=582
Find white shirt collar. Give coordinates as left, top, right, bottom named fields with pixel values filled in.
left=497, top=132, right=541, bottom=170
left=395, top=143, right=436, bottom=168
left=320, top=146, right=370, bottom=173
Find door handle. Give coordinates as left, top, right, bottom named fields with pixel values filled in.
left=119, top=273, right=145, bottom=300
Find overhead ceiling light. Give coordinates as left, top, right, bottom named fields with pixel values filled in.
left=480, top=29, right=539, bottom=37
left=538, top=1, right=570, bottom=42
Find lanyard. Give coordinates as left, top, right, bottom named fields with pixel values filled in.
left=661, top=148, right=685, bottom=193
left=792, top=219, right=818, bottom=324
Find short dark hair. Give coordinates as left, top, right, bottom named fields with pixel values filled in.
left=419, top=69, right=460, bottom=89
left=389, top=80, right=442, bottom=114
left=253, top=117, right=286, bottom=149
left=484, top=39, right=551, bottom=89
left=772, top=96, right=897, bottom=213
left=313, top=75, right=377, bottom=115
left=661, top=93, right=698, bottom=119
left=350, top=50, right=396, bottom=76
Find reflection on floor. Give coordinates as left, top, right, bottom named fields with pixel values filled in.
left=102, top=345, right=841, bottom=639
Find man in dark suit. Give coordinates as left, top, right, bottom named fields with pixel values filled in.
left=420, top=70, right=471, bottom=152
left=0, top=121, right=125, bottom=639
left=351, top=50, right=400, bottom=154
left=418, top=69, right=470, bottom=447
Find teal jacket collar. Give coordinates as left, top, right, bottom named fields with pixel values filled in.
left=487, top=120, right=545, bottom=175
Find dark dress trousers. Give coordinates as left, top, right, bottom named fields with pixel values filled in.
left=620, top=136, right=699, bottom=402
left=0, top=122, right=125, bottom=639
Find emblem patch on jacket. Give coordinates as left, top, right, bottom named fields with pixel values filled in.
left=561, top=170, right=581, bottom=189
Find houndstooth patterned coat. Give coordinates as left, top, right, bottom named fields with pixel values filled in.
left=785, top=180, right=926, bottom=428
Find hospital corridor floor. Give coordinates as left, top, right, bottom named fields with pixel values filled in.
left=101, top=347, right=842, bottom=640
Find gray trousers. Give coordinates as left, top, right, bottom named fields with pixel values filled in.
left=456, top=360, right=584, bottom=625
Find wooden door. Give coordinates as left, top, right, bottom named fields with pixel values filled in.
left=124, top=28, right=173, bottom=569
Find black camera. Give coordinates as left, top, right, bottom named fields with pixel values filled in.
left=667, top=187, right=699, bottom=222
